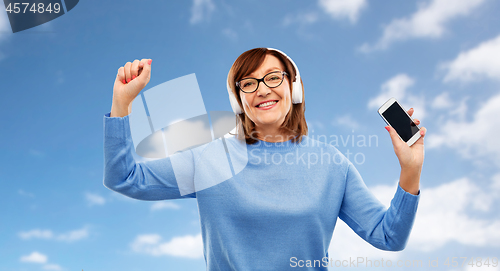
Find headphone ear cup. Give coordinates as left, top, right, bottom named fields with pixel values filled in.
left=229, top=92, right=243, bottom=114
left=292, top=80, right=303, bottom=104
left=227, top=81, right=243, bottom=114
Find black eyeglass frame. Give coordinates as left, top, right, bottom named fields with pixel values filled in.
left=236, top=71, right=289, bottom=93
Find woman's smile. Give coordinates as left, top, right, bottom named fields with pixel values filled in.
left=255, top=100, right=279, bottom=110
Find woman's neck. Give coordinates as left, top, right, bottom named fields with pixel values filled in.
left=254, top=127, right=295, bottom=143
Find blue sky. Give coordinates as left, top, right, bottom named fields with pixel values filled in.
left=1, top=0, right=500, bottom=270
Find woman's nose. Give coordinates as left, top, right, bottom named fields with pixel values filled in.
left=256, top=82, right=271, bottom=97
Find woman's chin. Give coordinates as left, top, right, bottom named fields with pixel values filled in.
left=253, top=116, right=284, bottom=127
left=247, top=107, right=286, bottom=127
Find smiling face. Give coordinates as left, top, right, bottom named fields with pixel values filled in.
left=238, top=54, right=292, bottom=135
left=228, top=47, right=308, bottom=144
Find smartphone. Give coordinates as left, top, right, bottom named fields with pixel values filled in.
left=378, top=98, right=421, bottom=146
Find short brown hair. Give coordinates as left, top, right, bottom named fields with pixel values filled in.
left=228, top=48, right=308, bottom=145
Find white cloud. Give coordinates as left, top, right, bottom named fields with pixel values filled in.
left=20, top=252, right=63, bottom=270
left=29, top=149, right=45, bottom=157
left=359, top=0, right=486, bottom=52
left=222, top=28, right=237, bottom=42
left=318, top=0, right=367, bottom=24
left=108, top=190, right=137, bottom=202
left=368, top=74, right=414, bottom=109
left=0, top=10, right=9, bottom=61
left=465, top=265, right=500, bottom=271
left=409, top=178, right=500, bottom=251
left=283, top=12, right=319, bottom=27
left=441, top=34, right=500, bottom=83
left=19, top=229, right=53, bottom=240
left=151, top=201, right=181, bottom=211
left=431, top=92, right=453, bottom=109
left=190, top=0, right=215, bottom=25
left=429, top=94, right=468, bottom=129
left=329, top=182, right=408, bottom=261
left=403, top=94, right=426, bottom=121
left=20, top=251, right=48, bottom=263
left=43, top=264, right=62, bottom=271
left=332, top=114, right=360, bottom=131
left=56, top=227, right=89, bottom=242
left=56, top=70, right=64, bottom=84
left=427, top=92, right=500, bottom=163
left=0, top=8, right=10, bottom=37
left=133, top=234, right=162, bottom=245
left=19, top=227, right=89, bottom=242
left=493, top=173, right=500, bottom=192
left=131, top=233, right=204, bottom=259
left=449, top=96, right=469, bottom=121
left=18, top=189, right=35, bottom=198
left=282, top=12, right=320, bottom=39
left=367, top=74, right=426, bottom=121
left=307, top=120, right=325, bottom=133
left=329, top=218, right=401, bottom=262
left=330, top=177, right=500, bottom=258
left=85, top=192, right=106, bottom=206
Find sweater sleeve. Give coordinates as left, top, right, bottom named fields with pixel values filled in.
left=103, top=112, right=196, bottom=200
left=338, top=162, right=419, bottom=251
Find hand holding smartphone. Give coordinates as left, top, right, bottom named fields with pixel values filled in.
left=378, top=98, right=421, bottom=147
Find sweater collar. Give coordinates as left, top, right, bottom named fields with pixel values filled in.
left=246, top=136, right=308, bottom=152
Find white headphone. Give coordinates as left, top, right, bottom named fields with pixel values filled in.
left=227, top=48, right=303, bottom=115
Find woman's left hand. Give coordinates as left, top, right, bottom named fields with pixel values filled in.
left=385, top=108, right=427, bottom=171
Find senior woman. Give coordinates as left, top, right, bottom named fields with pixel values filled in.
left=103, top=47, right=426, bottom=270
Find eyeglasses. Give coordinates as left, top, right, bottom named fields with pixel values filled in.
left=236, top=71, right=288, bottom=93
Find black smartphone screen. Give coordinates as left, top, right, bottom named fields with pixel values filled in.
left=382, top=103, right=420, bottom=142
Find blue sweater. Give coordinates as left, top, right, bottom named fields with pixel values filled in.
left=103, top=112, right=420, bottom=270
